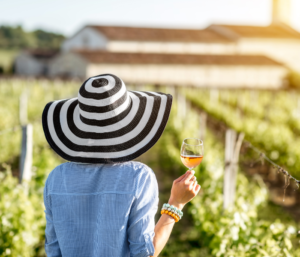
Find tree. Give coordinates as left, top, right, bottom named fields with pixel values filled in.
left=0, top=25, right=65, bottom=49
left=32, top=29, right=65, bottom=49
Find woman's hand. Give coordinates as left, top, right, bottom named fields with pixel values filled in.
left=168, top=170, right=201, bottom=210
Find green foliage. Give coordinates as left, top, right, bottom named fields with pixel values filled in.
left=0, top=25, right=65, bottom=49
left=185, top=88, right=300, bottom=178
left=31, top=30, right=65, bottom=50
left=286, top=71, right=300, bottom=89
left=0, top=26, right=31, bottom=49
left=0, top=147, right=63, bottom=257
left=0, top=49, right=19, bottom=73
left=0, top=166, right=45, bottom=257
left=0, top=78, right=78, bottom=165
left=0, top=80, right=299, bottom=256
left=149, top=96, right=300, bottom=256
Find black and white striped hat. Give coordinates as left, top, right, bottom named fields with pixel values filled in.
left=42, top=74, right=173, bottom=163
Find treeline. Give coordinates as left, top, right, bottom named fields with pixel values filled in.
left=0, top=25, right=65, bottom=49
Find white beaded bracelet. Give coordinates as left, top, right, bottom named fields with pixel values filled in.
left=160, top=203, right=183, bottom=222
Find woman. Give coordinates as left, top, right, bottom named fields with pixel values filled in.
left=42, top=74, right=201, bottom=257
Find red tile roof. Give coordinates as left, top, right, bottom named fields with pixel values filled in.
left=27, top=49, right=59, bottom=59
left=209, top=23, right=300, bottom=39
left=74, top=50, right=284, bottom=66
left=87, top=25, right=232, bottom=42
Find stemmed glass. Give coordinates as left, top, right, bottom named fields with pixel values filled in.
left=180, top=138, right=204, bottom=171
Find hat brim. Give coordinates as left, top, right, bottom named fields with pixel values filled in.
left=42, top=91, right=172, bottom=163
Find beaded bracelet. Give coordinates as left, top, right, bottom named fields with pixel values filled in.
left=160, top=203, right=183, bottom=222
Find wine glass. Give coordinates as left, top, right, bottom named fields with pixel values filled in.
left=180, top=138, right=204, bottom=171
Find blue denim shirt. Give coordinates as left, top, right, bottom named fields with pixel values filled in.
left=43, top=161, right=158, bottom=257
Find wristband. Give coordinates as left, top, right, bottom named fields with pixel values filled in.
left=160, top=203, right=183, bottom=222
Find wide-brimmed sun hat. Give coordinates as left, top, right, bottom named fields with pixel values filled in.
left=42, top=74, right=173, bottom=163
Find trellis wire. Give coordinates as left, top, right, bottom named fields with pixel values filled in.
left=184, top=93, right=300, bottom=188
left=245, top=141, right=300, bottom=187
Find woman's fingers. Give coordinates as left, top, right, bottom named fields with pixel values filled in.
left=176, top=170, right=195, bottom=183
left=188, top=181, right=194, bottom=190
left=193, top=183, right=201, bottom=194
left=190, top=175, right=197, bottom=182
left=184, top=171, right=195, bottom=184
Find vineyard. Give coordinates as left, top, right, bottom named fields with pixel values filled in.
left=0, top=79, right=300, bottom=256
left=185, top=88, right=300, bottom=178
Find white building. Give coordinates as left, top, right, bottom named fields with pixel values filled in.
left=15, top=0, right=299, bottom=88
left=208, top=23, right=300, bottom=72
left=15, top=50, right=58, bottom=76
left=49, top=50, right=287, bottom=89
left=60, top=23, right=300, bottom=74
left=59, top=0, right=300, bottom=73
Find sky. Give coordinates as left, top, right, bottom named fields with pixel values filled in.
left=0, top=0, right=300, bottom=36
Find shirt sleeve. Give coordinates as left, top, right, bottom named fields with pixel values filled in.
left=44, top=180, right=62, bottom=257
left=127, top=166, right=159, bottom=257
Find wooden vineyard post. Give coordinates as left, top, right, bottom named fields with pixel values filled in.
left=19, top=92, right=28, bottom=125
left=199, top=112, right=207, bottom=141
left=223, top=129, right=236, bottom=210
left=223, top=129, right=245, bottom=210
left=19, top=93, right=33, bottom=184
left=19, top=124, right=33, bottom=184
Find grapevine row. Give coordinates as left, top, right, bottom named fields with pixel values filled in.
left=184, top=88, right=300, bottom=178
left=152, top=96, right=299, bottom=256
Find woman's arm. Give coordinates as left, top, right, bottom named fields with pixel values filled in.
left=151, top=170, right=200, bottom=257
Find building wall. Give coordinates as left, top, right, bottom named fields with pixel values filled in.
left=61, top=27, right=108, bottom=52
left=15, top=53, right=44, bottom=76
left=87, top=64, right=287, bottom=89
left=60, top=27, right=300, bottom=74
left=107, top=41, right=237, bottom=54
left=48, top=53, right=87, bottom=79
left=236, top=38, right=300, bottom=72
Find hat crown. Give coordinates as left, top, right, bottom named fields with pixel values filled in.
left=78, top=74, right=131, bottom=124
left=92, top=78, right=109, bottom=87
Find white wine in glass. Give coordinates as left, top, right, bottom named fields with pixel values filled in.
left=180, top=138, right=204, bottom=170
